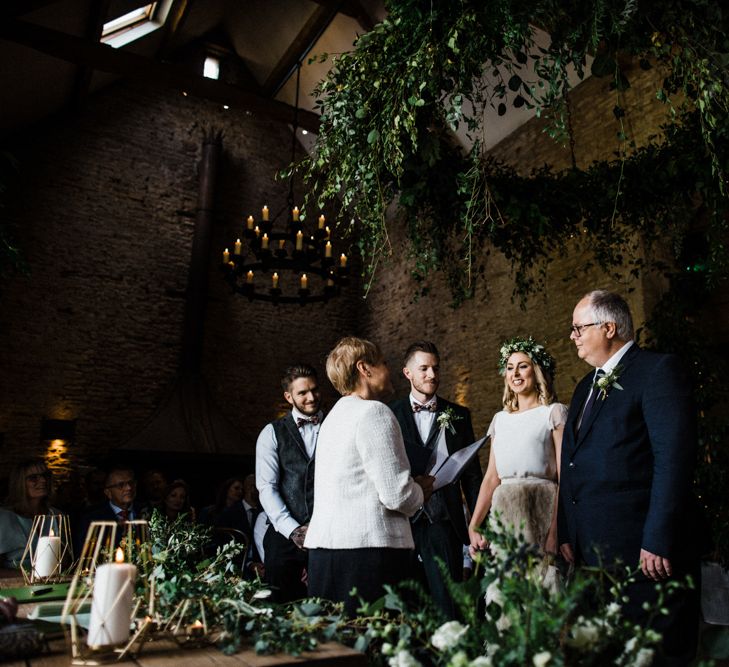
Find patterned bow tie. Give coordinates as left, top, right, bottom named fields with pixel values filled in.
left=297, top=415, right=320, bottom=427
left=412, top=402, right=437, bottom=413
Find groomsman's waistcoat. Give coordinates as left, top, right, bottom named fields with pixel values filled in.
left=272, top=414, right=315, bottom=526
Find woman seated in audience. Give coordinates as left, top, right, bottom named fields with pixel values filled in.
left=199, top=477, right=244, bottom=526
left=159, top=479, right=195, bottom=523
left=0, top=458, right=59, bottom=569
left=305, top=337, right=433, bottom=616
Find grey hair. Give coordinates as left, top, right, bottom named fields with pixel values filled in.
left=584, top=290, right=634, bottom=341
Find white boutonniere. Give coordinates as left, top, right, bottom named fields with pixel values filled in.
left=594, top=364, right=624, bottom=400
left=437, top=406, right=462, bottom=434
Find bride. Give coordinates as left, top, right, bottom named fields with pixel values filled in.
left=468, top=337, right=566, bottom=563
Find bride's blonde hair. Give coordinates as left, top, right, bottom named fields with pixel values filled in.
left=502, top=358, right=556, bottom=412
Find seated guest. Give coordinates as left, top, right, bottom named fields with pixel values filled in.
left=160, top=479, right=195, bottom=523
left=75, top=466, right=140, bottom=553
left=305, top=337, right=433, bottom=616
left=199, top=477, right=244, bottom=526
left=217, top=473, right=264, bottom=577
left=0, top=459, right=59, bottom=569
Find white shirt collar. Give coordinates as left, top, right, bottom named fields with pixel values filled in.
left=599, top=340, right=634, bottom=374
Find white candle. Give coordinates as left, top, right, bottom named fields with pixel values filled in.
left=295, top=231, right=303, bottom=251
left=87, top=548, right=136, bottom=648
left=300, top=274, right=308, bottom=290
left=234, top=239, right=242, bottom=255
left=34, top=529, right=61, bottom=579
left=325, top=226, right=331, bottom=240
left=247, top=215, right=254, bottom=230
left=272, top=272, right=279, bottom=289
left=292, top=206, right=300, bottom=222
left=222, top=249, right=229, bottom=264
left=246, top=270, right=254, bottom=284
left=261, top=233, right=269, bottom=250
left=340, top=253, right=347, bottom=268
left=254, top=226, right=260, bottom=238
left=325, top=241, right=332, bottom=258
left=318, top=214, right=325, bottom=229
left=262, top=205, right=269, bottom=221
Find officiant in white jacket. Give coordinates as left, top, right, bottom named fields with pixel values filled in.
left=305, top=337, right=433, bottom=616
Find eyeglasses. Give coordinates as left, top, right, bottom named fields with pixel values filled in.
left=570, top=321, right=603, bottom=337
left=26, top=472, right=51, bottom=484
left=105, top=480, right=136, bottom=491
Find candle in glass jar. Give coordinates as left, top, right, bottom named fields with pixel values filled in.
left=246, top=270, right=254, bottom=284
left=340, top=253, right=347, bottom=268
left=247, top=215, right=254, bottom=230
left=222, top=249, right=230, bottom=264
left=295, top=231, right=303, bottom=251
left=272, top=272, right=279, bottom=289
left=318, top=214, right=325, bottom=229
left=300, top=274, right=308, bottom=290
left=325, top=241, right=332, bottom=258
left=262, top=205, right=269, bottom=221
left=261, top=233, right=269, bottom=250
left=34, top=527, right=61, bottom=579
left=234, top=239, right=242, bottom=255
left=87, top=548, right=136, bottom=648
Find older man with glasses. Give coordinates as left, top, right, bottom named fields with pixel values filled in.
left=75, top=466, right=140, bottom=553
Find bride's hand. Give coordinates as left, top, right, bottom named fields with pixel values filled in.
left=468, top=526, right=487, bottom=558
left=544, top=530, right=558, bottom=556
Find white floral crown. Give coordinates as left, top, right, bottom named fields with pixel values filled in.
left=498, top=336, right=556, bottom=376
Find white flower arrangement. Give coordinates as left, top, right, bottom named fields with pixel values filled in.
left=388, top=649, right=422, bottom=667
left=431, top=620, right=469, bottom=651
left=532, top=651, right=552, bottom=667
left=594, top=364, right=624, bottom=400
left=437, top=406, right=462, bottom=435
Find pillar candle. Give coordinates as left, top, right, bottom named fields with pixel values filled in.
left=292, top=206, right=300, bottom=222
left=254, top=226, right=260, bottom=238
left=325, top=226, right=331, bottom=240
left=262, top=205, right=269, bottom=221
left=87, top=548, right=136, bottom=648
left=325, top=241, right=332, bottom=258
left=272, top=272, right=279, bottom=289
left=246, top=270, right=254, bottom=284
left=222, top=249, right=230, bottom=264
left=247, top=215, right=254, bottom=230
left=278, top=239, right=285, bottom=250
left=300, top=274, right=308, bottom=290
left=318, top=214, right=325, bottom=229
left=234, top=239, right=242, bottom=255
left=34, top=529, right=61, bottom=579
left=340, top=253, right=347, bottom=268
left=295, top=231, right=303, bottom=251
left=261, top=233, right=269, bottom=250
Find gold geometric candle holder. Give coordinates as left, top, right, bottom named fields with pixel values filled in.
left=62, top=520, right=155, bottom=664
left=20, top=513, right=73, bottom=583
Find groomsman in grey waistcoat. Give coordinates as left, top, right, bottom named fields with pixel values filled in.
left=390, top=341, right=482, bottom=619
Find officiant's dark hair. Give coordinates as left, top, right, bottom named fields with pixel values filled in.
left=403, top=341, right=440, bottom=366
left=281, top=364, right=318, bottom=392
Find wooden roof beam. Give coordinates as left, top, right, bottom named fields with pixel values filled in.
left=0, top=18, right=320, bottom=133
left=307, top=0, right=375, bottom=32
left=70, top=0, right=111, bottom=111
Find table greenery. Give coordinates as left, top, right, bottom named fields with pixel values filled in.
left=138, top=511, right=718, bottom=665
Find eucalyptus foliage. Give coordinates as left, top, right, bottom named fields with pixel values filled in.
left=299, top=0, right=729, bottom=301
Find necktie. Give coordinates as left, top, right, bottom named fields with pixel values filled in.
left=579, top=369, right=605, bottom=432
left=117, top=509, right=129, bottom=523
left=412, top=401, right=437, bottom=413
left=297, top=415, right=320, bottom=427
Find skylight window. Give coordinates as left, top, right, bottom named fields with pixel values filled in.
left=101, top=3, right=159, bottom=48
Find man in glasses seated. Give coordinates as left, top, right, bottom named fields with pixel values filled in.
left=75, top=466, right=141, bottom=554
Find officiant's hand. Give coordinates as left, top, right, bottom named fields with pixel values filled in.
left=290, top=524, right=308, bottom=550
left=414, top=475, right=435, bottom=503
left=560, top=543, right=575, bottom=564
left=639, top=548, right=672, bottom=580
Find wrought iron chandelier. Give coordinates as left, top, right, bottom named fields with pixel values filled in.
left=221, top=65, right=348, bottom=304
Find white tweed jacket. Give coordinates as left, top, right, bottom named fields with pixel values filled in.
left=304, top=395, right=423, bottom=549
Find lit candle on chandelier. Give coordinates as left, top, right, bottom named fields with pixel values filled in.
left=261, top=233, right=269, bottom=250
left=325, top=226, right=331, bottom=240
left=318, top=214, right=325, bottom=229
left=234, top=239, right=242, bottom=255
left=222, top=248, right=230, bottom=264
left=325, top=241, right=332, bottom=258
left=262, top=205, right=269, bottom=221
left=272, top=272, right=279, bottom=289
left=246, top=270, right=254, bottom=284
left=292, top=206, right=300, bottom=222
left=278, top=239, right=286, bottom=250
left=295, top=230, right=303, bottom=251
left=246, top=215, right=254, bottom=230
left=300, top=274, right=308, bottom=290
left=340, top=253, right=347, bottom=268
left=254, top=226, right=260, bottom=238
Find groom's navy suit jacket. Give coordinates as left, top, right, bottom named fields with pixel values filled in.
left=390, top=397, right=481, bottom=545
left=558, top=344, right=706, bottom=567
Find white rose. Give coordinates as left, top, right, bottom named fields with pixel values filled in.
left=567, top=618, right=600, bottom=650
left=469, top=657, right=493, bottom=667
left=605, top=602, right=621, bottom=617
left=634, top=648, right=654, bottom=667
left=431, top=621, right=469, bottom=651
left=533, top=651, right=551, bottom=667
left=389, top=649, right=421, bottom=667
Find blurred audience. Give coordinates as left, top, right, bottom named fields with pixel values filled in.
left=199, top=477, right=244, bottom=526
left=160, top=479, right=195, bottom=523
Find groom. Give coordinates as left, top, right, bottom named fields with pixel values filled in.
left=390, top=341, right=482, bottom=619
left=558, top=290, right=707, bottom=665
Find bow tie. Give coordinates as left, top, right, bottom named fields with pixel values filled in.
left=297, top=415, right=320, bottom=427
left=412, top=402, right=437, bottom=413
